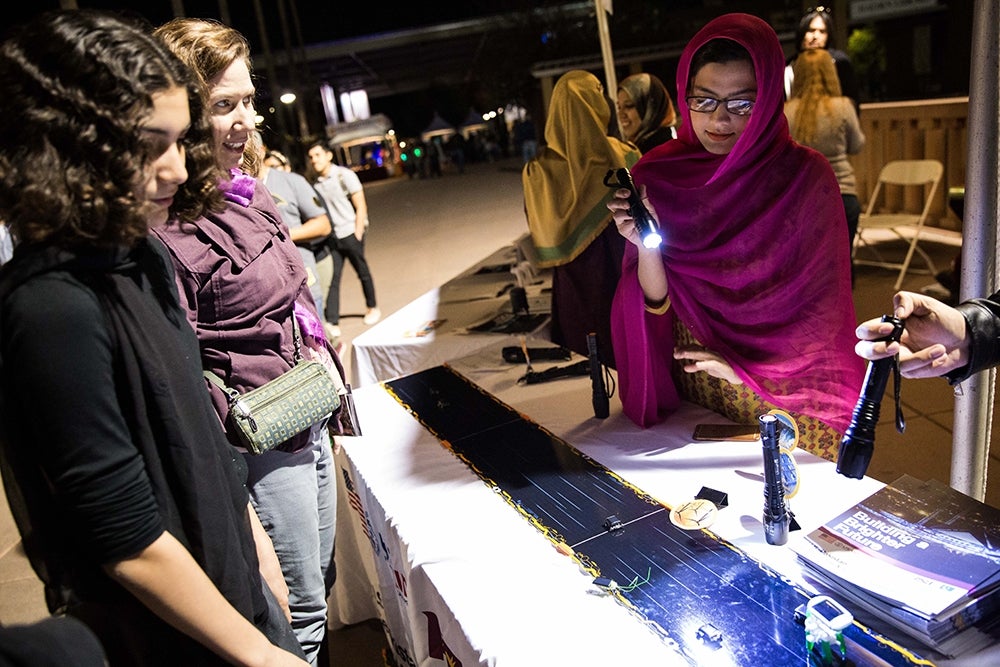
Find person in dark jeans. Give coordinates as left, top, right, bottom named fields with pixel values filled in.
left=307, top=142, right=380, bottom=341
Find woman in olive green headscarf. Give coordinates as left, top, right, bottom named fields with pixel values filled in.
left=522, top=70, right=639, bottom=367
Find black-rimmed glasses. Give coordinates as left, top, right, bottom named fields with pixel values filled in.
left=685, top=96, right=755, bottom=116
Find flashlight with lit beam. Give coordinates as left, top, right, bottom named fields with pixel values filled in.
left=604, top=167, right=662, bottom=249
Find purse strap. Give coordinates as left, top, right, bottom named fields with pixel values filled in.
left=204, top=312, right=305, bottom=400
left=203, top=368, right=240, bottom=404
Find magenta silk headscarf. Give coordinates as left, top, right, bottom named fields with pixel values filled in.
left=611, top=13, right=864, bottom=433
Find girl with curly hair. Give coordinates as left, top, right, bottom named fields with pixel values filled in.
left=0, top=10, right=307, bottom=666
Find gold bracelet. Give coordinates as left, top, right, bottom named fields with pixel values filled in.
left=644, top=295, right=671, bottom=315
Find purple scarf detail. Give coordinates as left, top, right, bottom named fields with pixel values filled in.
left=611, top=13, right=864, bottom=433
left=294, top=301, right=327, bottom=344
left=220, top=169, right=257, bottom=208
left=294, top=300, right=341, bottom=378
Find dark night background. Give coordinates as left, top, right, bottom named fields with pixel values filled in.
left=6, top=1, right=718, bottom=139
left=6, top=2, right=974, bottom=150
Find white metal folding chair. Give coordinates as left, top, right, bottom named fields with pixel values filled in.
left=852, top=159, right=945, bottom=290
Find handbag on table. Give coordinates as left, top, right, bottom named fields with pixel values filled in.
left=204, top=317, right=341, bottom=455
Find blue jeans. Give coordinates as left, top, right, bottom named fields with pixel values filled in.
left=243, top=427, right=336, bottom=665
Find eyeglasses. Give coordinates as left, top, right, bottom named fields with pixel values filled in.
left=685, top=96, right=755, bottom=116
left=806, top=5, right=831, bottom=15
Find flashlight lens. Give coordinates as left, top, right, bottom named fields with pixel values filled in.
left=642, top=233, right=662, bottom=249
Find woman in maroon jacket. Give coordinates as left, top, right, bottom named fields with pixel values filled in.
left=152, top=18, right=347, bottom=665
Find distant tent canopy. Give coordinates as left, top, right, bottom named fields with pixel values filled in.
left=420, top=112, right=456, bottom=142
left=325, top=113, right=397, bottom=180
left=327, top=113, right=393, bottom=150
left=460, top=108, right=488, bottom=138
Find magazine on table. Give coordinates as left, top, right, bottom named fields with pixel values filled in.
left=797, top=555, right=1000, bottom=657
left=791, top=474, right=1000, bottom=622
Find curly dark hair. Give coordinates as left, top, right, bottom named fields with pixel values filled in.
left=0, top=9, right=222, bottom=248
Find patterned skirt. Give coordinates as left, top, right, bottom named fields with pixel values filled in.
left=672, top=319, right=841, bottom=461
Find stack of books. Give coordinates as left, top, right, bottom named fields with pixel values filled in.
left=792, top=474, right=1000, bottom=658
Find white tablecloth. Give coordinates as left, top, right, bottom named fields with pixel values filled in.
left=332, top=241, right=997, bottom=665
left=329, top=340, right=941, bottom=666
left=349, top=243, right=552, bottom=388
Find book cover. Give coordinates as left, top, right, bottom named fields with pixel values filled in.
left=792, top=474, right=1000, bottom=620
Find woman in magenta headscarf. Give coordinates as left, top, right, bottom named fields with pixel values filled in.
left=608, top=13, right=864, bottom=459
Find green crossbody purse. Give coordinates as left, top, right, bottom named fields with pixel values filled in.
left=204, top=318, right=341, bottom=455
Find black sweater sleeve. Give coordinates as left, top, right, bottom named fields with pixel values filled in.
left=3, top=274, right=163, bottom=564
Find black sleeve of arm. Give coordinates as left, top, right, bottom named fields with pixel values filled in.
left=4, top=277, right=163, bottom=563
left=945, top=291, right=1000, bottom=384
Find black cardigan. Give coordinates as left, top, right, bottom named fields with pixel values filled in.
left=0, top=238, right=273, bottom=664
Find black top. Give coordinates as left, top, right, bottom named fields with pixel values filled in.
left=0, top=238, right=273, bottom=664
left=636, top=126, right=676, bottom=155
left=949, top=291, right=1000, bottom=383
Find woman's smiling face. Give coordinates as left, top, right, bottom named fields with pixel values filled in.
left=616, top=88, right=641, bottom=142
left=687, top=60, right=756, bottom=155
left=207, top=58, right=255, bottom=172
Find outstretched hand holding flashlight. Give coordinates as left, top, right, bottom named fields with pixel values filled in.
left=855, top=291, right=970, bottom=378
left=838, top=314, right=905, bottom=479
left=843, top=290, right=990, bottom=479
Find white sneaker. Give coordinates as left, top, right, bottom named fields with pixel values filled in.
left=324, top=322, right=341, bottom=342
left=363, top=307, right=381, bottom=325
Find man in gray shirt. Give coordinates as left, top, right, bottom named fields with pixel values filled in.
left=261, top=151, right=331, bottom=322
left=307, top=142, right=381, bottom=340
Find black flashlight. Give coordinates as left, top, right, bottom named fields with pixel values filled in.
left=759, top=413, right=789, bottom=545
left=587, top=332, right=609, bottom=419
left=836, top=315, right=905, bottom=479
left=603, top=167, right=662, bottom=249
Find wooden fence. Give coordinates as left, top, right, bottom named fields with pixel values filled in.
left=853, top=97, right=969, bottom=230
